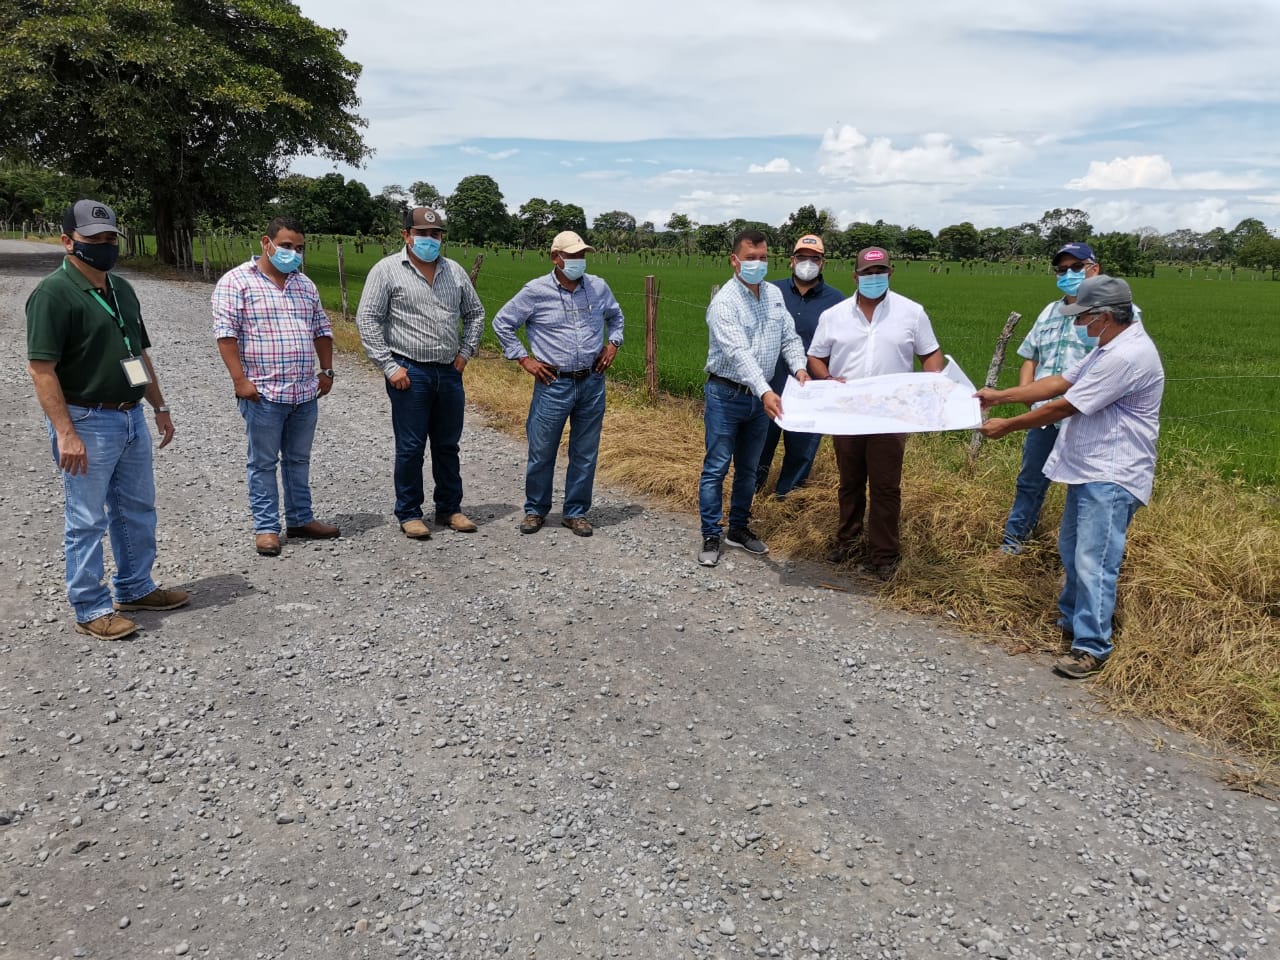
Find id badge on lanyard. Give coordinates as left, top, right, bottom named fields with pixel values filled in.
left=72, top=262, right=153, bottom=387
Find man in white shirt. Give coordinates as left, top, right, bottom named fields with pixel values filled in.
left=977, top=276, right=1164, bottom=679
left=808, top=247, right=943, bottom=579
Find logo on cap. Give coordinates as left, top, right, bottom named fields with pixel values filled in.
left=423, top=212, right=437, bottom=223
left=864, top=250, right=885, bottom=261
left=91, top=206, right=109, bottom=220
left=799, top=237, right=818, bottom=246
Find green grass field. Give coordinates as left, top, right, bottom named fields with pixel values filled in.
left=11, top=228, right=1274, bottom=484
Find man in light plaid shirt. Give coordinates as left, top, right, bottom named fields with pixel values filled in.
left=213, top=216, right=338, bottom=558
left=997, top=242, right=1100, bottom=554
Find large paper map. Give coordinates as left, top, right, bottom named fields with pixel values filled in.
left=775, top=356, right=982, bottom=436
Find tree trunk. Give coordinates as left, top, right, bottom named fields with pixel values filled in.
left=151, top=193, right=193, bottom=266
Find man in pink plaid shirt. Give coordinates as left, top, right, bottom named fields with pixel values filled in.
left=213, top=216, right=340, bottom=557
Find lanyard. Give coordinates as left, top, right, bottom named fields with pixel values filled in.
left=64, top=260, right=136, bottom=356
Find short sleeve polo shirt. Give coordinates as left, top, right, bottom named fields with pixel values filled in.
left=26, top=259, right=152, bottom=402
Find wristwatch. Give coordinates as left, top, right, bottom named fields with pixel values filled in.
left=320, top=369, right=335, bottom=379
left=153, top=405, right=170, bottom=414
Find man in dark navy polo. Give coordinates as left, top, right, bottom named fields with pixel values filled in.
left=755, top=234, right=846, bottom=498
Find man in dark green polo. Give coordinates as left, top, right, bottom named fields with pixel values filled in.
left=26, top=199, right=189, bottom=641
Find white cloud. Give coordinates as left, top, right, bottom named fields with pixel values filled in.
left=818, top=127, right=1029, bottom=184
left=747, top=157, right=794, bottom=174
left=1247, top=193, right=1280, bottom=206
left=1066, top=155, right=1265, bottom=191
left=458, top=146, right=519, bottom=161
left=1081, top=197, right=1235, bottom=233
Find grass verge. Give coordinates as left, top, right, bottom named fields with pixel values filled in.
left=456, top=350, right=1279, bottom=782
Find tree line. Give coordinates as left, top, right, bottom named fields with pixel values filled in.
left=2, top=3, right=1277, bottom=274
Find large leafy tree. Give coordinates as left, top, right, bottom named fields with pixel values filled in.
left=447, top=175, right=509, bottom=245
left=0, top=0, right=368, bottom=263
left=936, top=221, right=981, bottom=260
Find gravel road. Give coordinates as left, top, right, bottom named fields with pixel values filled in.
left=1, top=238, right=1276, bottom=960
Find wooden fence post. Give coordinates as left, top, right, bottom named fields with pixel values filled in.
left=335, top=240, right=350, bottom=320
left=965, top=310, right=1022, bottom=473
left=644, top=274, right=660, bottom=402
left=199, top=231, right=210, bottom=281
left=469, top=254, right=484, bottom=287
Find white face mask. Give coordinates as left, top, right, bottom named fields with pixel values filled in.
left=793, top=260, right=821, bottom=282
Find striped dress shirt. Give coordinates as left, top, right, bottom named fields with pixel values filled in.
left=705, top=276, right=806, bottom=398
left=491, top=272, right=624, bottom=371
left=355, top=250, right=485, bottom=377
left=211, top=258, right=333, bottom=405
left=1044, top=320, right=1164, bottom=504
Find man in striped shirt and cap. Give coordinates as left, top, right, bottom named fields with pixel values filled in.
left=977, top=275, right=1164, bottom=680
left=357, top=207, right=485, bottom=540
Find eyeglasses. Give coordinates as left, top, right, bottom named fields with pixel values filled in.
left=793, top=254, right=823, bottom=262
left=1052, top=262, right=1088, bottom=275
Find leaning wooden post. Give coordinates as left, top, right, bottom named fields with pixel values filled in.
left=469, top=254, right=484, bottom=287
left=644, top=274, right=660, bottom=402
left=965, top=310, right=1022, bottom=473
left=335, top=239, right=350, bottom=320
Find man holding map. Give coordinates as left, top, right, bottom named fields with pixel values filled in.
left=976, top=276, right=1163, bottom=680
left=807, top=247, right=944, bottom=579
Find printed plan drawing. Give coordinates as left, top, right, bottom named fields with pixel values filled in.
left=775, top=356, right=983, bottom=436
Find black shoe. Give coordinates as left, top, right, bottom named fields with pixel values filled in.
left=860, top=558, right=899, bottom=582
left=725, top=527, right=768, bottom=555
left=826, top=541, right=863, bottom=565
left=698, top=536, right=722, bottom=567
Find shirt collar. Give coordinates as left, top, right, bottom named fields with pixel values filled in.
left=788, top=277, right=825, bottom=298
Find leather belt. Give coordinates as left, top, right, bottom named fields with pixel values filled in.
left=65, top=398, right=139, bottom=411
left=707, top=373, right=753, bottom=396
left=552, top=368, right=595, bottom=381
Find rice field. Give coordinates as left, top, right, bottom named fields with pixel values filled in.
left=302, top=241, right=1279, bottom=486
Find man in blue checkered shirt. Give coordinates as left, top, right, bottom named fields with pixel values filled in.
left=997, top=242, right=1100, bottom=554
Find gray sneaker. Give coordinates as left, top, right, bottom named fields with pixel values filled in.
left=1054, top=649, right=1107, bottom=679
left=725, top=527, right=769, bottom=555
left=698, top=536, right=722, bottom=567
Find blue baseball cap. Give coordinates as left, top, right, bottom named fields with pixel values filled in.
left=1052, top=242, right=1095, bottom=264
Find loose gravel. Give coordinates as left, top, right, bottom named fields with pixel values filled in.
left=1, top=238, right=1276, bottom=960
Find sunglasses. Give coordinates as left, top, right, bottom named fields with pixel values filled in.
left=1052, top=262, right=1088, bottom=275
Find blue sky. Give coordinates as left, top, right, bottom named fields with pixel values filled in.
left=291, top=0, right=1280, bottom=236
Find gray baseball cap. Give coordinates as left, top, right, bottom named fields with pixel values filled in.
left=1059, top=275, right=1132, bottom=316
left=62, top=199, right=126, bottom=239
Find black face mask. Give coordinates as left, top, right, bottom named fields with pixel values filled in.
left=72, top=240, right=119, bottom=273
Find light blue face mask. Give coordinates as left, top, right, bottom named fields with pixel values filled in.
left=857, top=273, right=890, bottom=299
left=737, top=260, right=768, bottom=285
left=559, top=257, right=587, bottom=281
left=412, top=236, right=441, bottom=262
left=1057, top=269, right=1086, bottom=296
left=1073, top=318, right=1099, bottom=347
left=268, top=244, right=302, bottom=274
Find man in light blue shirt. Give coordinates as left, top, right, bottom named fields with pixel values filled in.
left=492, top=230, right=624, bottom=538
left=697, top=228, right=809, bottom=567
left=977, top=276, right=1164, bottom=680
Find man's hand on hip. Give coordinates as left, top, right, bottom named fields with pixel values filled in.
left=593, top=343, right=618, bottom=374
left=388, top=367, right=411, bottom=391
left=518, top=357, right=558, bottom=385
left=453, top=353, right=468, bottom=373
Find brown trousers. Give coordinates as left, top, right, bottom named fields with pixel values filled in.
left=832, top=433, right=908, bottom=565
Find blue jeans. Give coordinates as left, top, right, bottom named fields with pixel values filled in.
left=1057, top=481, right=1142, bottom=660
left=525, top=373, right=606, bottom=518
left=238, top=397, right=318, bottom=534
left=48, top=406, right=158, bottom=623
left=386, top=359, right=465, bottom=522
left=1002, top=425, right=1060, bottom=548
left=699, top=381, right=769, bottom=538
left=756, top=422, right=822, bottom=496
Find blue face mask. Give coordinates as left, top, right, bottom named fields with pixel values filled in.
left=857, top=273, right=890, bottom=299
left=737, top=260, right=768, bottom=285
left=1073, top=320, right=1099, bottom=347
left=268, top=243, right=302, bottom=274
left=1056, top=269, right=1086, bottom=296
left=412, top=236, right=441, bottom=262
left=559, top=257, right=587, bottom=281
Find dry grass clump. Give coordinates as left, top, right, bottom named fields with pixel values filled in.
left=459, top=358, right=1279, bottom=771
